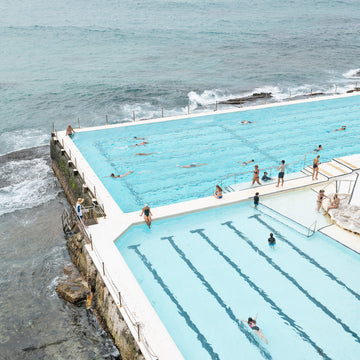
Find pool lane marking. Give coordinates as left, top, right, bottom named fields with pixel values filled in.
left=222, top=221, right=360, bottom=344
left=190, top=228, right=330, bottom=359
left=249, top=213, right=360, bottom=302
left=128, top=244, right=220, bottom=360
left=161, top=236, right=273, bottom=360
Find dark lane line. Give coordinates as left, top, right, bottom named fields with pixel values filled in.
left=128, top=244, right=220, bottom=360
left=190, top=228, right=330, bottom=360
left=161, top=236, right=273, bottom=360
left=222, top=221, right=360, bottom=344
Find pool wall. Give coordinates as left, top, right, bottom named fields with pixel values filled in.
left=51, top=92, right=360, bottom=360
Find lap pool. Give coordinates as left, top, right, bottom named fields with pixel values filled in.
left=73, top=95, right=360, bottom=212
left=115, top=202, right=360, bottom=360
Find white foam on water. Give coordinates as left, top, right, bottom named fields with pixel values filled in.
left=343, top=68, right=360, bottom=79
left=0, top=158, right=60, bottom=216
left=0, top=129, right=49, bottom=156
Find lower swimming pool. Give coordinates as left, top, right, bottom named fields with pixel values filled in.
left=116, top=202, right=360, bottom=360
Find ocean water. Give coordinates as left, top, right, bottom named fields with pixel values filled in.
left=1, top=0, right=360, bottom=358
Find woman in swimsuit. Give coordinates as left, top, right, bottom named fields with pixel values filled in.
left=316, top=189, right=328, bottom=212
left=252, top=165, right=261, bottom=185
left=240, top=314, right=268, bottom=344
left=324, top=194, right=340, bottom=215
left=213, top=185, right=223, bottom=199
left=312, top=155, right=320, bottom=180
left=140, top=204, right=153, bottom=228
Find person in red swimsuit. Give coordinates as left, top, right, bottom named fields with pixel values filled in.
left=240, top=314, right=268, bottom=344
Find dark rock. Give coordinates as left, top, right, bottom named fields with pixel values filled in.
left=56, top=264, right=89, bottom=305
left=220, top=92, right=272, bottom=104
left=346, top=88, right=360, bottom=93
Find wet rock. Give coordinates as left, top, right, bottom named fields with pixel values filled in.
left=56, top=264, right=89, bottom=305
left=220, top=92, right=272, bottom=104
left=346, top=87, right=360, bottom=93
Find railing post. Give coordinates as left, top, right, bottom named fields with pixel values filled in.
left=239, top=99, right=242, bottom=108
left=118, top=292, right=122, bottom=307
left=78, top=117, right=80, bottom=128
left=162, top=107, right=164, bottom=118
left=187, top=103, right=190, bottom=115
left=90, top=234, right=93, bottom=251
left=52, top=122, right=55, bottom=132
left=137, top=323, right=141, bottom=342
left=106, top=114, right=109, bottom=125
left=265, top=93, right=267, bottom=104
left=310, top=89, right=312, bottom=97
left=289, top=91, right=291, bottom=101
left=102, top=262, right=105, bottom=276
left=215, top=101, right=217, bottom=111
left=133, top=111, right=135, bottom=122
left=234, top=174, right=236, bottom=184
left=334, top=85, right=337, bottom=94
left=303, top=154, right=306, bottom=169
left=94, top=186, right=96, bottom=197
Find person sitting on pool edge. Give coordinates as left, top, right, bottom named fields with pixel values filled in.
left=66, top=124, right=75, bottom=136
left=261, top=172, right=272, bottom=181
left=110, top=171, right=133, bottom=178
left=324, top=194, right=340, bottom=215
left=240, top=314, right=268, bottom=344
left=140, top=204, right=152, bottom=228
left=213, top=185, right=223, bottom=199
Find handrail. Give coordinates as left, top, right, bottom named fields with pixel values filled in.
left=205, top=152, right=311, bottom=193
left=307, top=221, right=317, bottom=237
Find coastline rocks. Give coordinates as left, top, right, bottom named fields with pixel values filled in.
left=220, top=92, right=272, bottom=104
left=56, top=263, right=89, bottom=305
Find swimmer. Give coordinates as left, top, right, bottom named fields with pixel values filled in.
left=134, top=136, right=147, bottom=140
left=238, top=159, right=255, bottom=166
left=334, top=126, right=346, bottom=131
left=254, top=192, right=260, bottom=208
left=110, top=171, right=133, bottom=178
left=241, top=120, right=252, bottom=124
left=213, top=185, right=223, bottom=199
left=131, top=141, right=148, bottom=147
left=135, top=152, right=155, bottom=156
left=140, top=204, right=152, bottom=228
left=261, top=172, right=272, bottom=181
left=312, top=155, right=320, bottom=180
left=314, top=145, right=323, bottom=152
left=178, top=163, right=207, bottom=168
left=66, top=124, right=75, bottom=136
left=268, top=233, right=276, bottom=247
left=240, top=314, right=268, bottom=344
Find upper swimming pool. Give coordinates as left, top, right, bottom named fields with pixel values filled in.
left=115, top=201, right=360, bottom=360
left=73, top=95, right=360, bottom=212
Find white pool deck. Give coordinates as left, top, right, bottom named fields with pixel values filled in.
left=54, top=92, right=360, bottom=360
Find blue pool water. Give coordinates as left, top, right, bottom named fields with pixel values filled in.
left=73, top=95, right=360, bottom=212
left=116, top=201, right=360, bottom=360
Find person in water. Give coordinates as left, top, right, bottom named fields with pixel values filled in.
left=238, top=159, right=255, bottom=166
left=240, top=314, right=269, bottom=344
left=262, top=172, right=272, bottom=181
left=254, top=192, right=260, bottom=208
left=314, top=145, right=323, bottom=152
left=110, top=171, right=133, bottom=178
left=135, top=152, right=155, bottom=156
left=140, top=204, right=152, bottom=228
left=334, top=125, right=346, bottom=131
left=66, top=124, right=75, bottom=136
left=213, top=185, right=223, bottom=199
left=316, top=189, right=328, bottom=212
left=178, top=163, right=207, bottom=168
left=241, top=120, right=252, bottom=124
left=268, top=233, right=276, bottom=247
left=131, top=141, right=148, bottom=147
left=312, top=155, right=320, bottom=180
left=134, top=136, right=147, bottom=140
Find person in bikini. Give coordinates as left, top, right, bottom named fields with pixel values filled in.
left=324, top=194, right=340, bottom=215
left=316, top=189, right=328, bottom=212
left=213, top=185, right=223, bottom=199
left=240, top=314, right=268, bottom=344
left=252, top=165, right=261, bottom=185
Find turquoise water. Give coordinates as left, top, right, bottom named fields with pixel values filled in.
left=73, top=95, right=360, bottom=212
left=116, top=202, right=360, bottom=360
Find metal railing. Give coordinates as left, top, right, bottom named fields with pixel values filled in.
left=61, top=206, right=158, bottom=360
left=307, top=221, right=317, bottom=237
left=322, top=178, right=357, bottom=204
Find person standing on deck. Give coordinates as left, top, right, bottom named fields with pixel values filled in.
left=276, top=160, right=285, bottom=187
left=252, top=165, right=261, bottom=185
left=312, top=155, right=320, bottom=180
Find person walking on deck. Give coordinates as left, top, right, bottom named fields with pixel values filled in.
left=276, top=160, right=285, bottom=187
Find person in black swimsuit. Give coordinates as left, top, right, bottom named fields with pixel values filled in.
left=312, top=155, right=320, bottom=180
left=140, top=204, right=153, bottom=228
left=316, top=189, right=328, bottom=212
left=240, top=314, right=269, bottom=344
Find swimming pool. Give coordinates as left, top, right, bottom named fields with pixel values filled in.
left=115, top=201, right=360, bottom=360
left=73, top=95, right=360, bottom=212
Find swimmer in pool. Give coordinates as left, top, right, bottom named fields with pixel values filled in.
left=313, top=145, right=323, bottom=152
left=178, top=163, right=207, bottom=168
left=241, top=120, right=252, bottom=124
left=238, top=159, right=254, bottom=166
left=131, top=141, right=148, bottom=147
left=268, top=233, right=276, bottom=247
left=134, top=136, right=147, bottom=140
left=110, top=171, right=133, bottom=178
left=240, top=314, right=268, bottom=344
left=135, top=152, right=155, bottom=156
left=333, top=126, right=346, bottom=131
